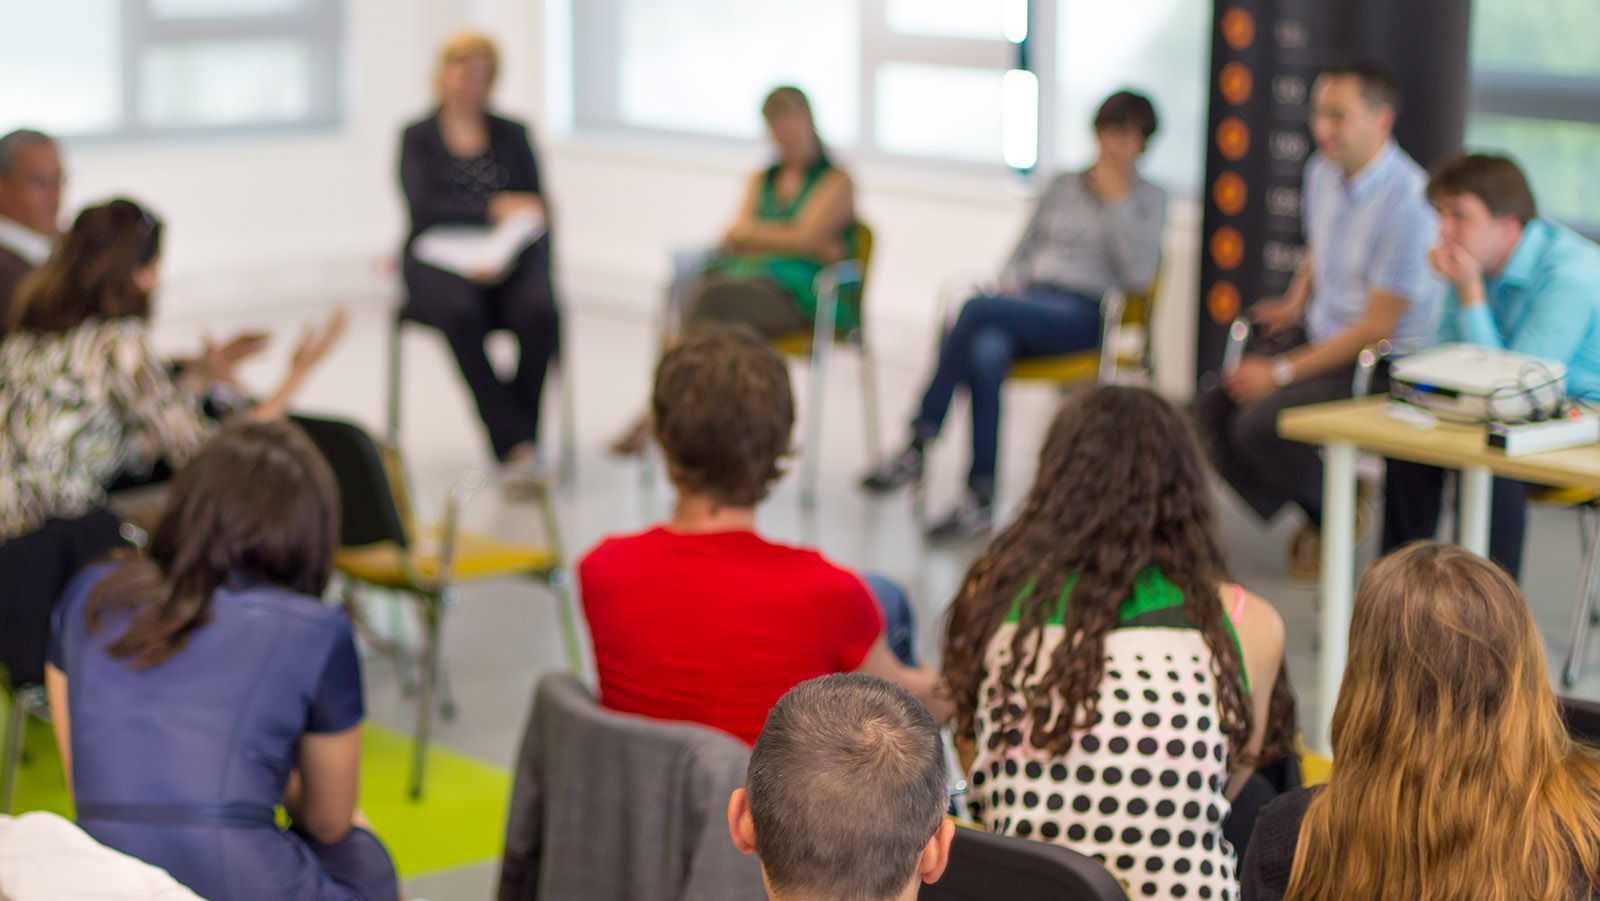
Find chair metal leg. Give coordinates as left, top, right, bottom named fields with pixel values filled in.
left=1563, top=506, right=1600, bottom=687
left=860, top=340, right=881, bottom=464
left=557, top=351, right=578, bottom=487
left=386, top=313, right=404, bottom=447
left=435, top=586, right=459, bottom=721
left=1, top=685, right=27, bottom=814
left=408, top=590, right=442, bottom=800
left=549, top=567, right=585, bottom=678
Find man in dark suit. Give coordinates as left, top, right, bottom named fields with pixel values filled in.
left=0, top=129, right=63, bottom=330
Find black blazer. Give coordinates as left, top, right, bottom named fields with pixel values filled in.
left=398, top=111, right=544, bottom=247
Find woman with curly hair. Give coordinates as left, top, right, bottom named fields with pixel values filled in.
left=942, top=385, right=1294, bottom=900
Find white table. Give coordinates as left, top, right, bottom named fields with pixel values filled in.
left=1278, top=397, right=1600, bottom=753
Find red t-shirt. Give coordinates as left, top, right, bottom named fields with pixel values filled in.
left=578, top=525, right=885, bottom=746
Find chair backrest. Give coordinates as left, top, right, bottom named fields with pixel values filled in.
left=499, top=672, right=764, bottom=901
left=290, top=414, right=412, bottom=549
left=919, top=825, right=1128, bottom=901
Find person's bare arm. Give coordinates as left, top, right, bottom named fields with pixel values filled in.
left=1224, top=587, right=1285, bottom=802
left=247, top=310, right=347, bottom=422
left=718, top=172, right=766, bottom=250
left=287, top=726, right=362, bottom=845
left=1282, top=288, right=1408, bottom=380
left=1248, top=256, right=1314, bottom=332
left=854, top=637, right=953, bottom=725
left=45, top=664, right=73, bottom=800
left=728, top=170, right=854, bottom=259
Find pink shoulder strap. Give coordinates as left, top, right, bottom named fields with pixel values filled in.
left=1228, top=583, right=1247, bottom=625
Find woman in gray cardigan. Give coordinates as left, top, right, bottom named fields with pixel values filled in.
left=860, top=91, right=1167, bottom=539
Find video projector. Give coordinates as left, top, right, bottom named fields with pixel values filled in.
left=1389, top=343, right=1566, bottom=423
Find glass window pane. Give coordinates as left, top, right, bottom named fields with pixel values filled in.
left=1465, top=115, right=1600, bottom=229
left=885, top=0, right=1010, bottom=41
left=875, top=63, right=1008, bottom=164
left=1055, top=0, right=1209, bottom=192
left=0, top=0, right=122, bottom=136
left=617, top=0, right=859, bottom=146
left=140, top=39, right=311, bottom=128
left=1470, top=0, right=1600, bottom=77
left=149, top=0, right=308, bottom=17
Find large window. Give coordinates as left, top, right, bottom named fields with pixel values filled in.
left=568, top=0, right=1209, bottom=191
left=1465, top=0, right=1600, bottom=232
left=0, top=0, right=342, bottom=139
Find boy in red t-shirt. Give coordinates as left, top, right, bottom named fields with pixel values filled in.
left=579, top=323, right=945, bottom=745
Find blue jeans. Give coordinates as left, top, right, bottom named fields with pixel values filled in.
left=861, top=571, right=918, bottom=666
left=913, top=289, right=1103, bottom=493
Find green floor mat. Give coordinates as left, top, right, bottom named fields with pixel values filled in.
left=1, top=696, right=509, bottom=879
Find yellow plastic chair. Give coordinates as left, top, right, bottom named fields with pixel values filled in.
left=1006, top=283, right=1159, bottom=386
left=293, top=414, right=579, bottom=799
left=771, top=222, right=879, bottom=507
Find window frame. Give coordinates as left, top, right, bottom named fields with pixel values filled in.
left=4, top=0, right=344, bottom=143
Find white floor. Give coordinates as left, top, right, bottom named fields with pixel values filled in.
left=146, top=290, right=1600, bottom=898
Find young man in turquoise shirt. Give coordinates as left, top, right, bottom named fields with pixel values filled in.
left=1384, top=153, right=1600, bottom=579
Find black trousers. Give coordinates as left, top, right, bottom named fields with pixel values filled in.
left=402, top=242, right=561, bottom=462
left=1382, top=459, right=1528, bottom=579
left=1193, top=331, right=1356, bottom=524
left=0, top=509, right=127, bottom=686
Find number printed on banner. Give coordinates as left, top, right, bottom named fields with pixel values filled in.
left=1270, top=130, right=1310, bottom=162
left=1266, top=186, right=1301, bottom=219
left=1272, top=75, right=1307, bottom=106
left=1264, top=240, right=1305, bottom=273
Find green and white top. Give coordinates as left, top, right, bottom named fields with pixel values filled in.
left=968, top=567, right=1247, bottom=901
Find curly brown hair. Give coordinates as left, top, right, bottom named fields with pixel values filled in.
left=652, top=322, right=793, bottom=508
left=942, top=385, right=1293, bottom=766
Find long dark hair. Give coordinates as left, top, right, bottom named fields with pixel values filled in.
left=85, top=420, right=340, bottom=669
left=10, top=198, right=163, bottom=333
left=942, top=386, right=1290, bottom=765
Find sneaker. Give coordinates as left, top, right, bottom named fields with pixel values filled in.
left=1287, top=523, right=1320, bottom=581
left=859, top=446, right=924, bottom=494
left=925, top=495, right=994, bottom=542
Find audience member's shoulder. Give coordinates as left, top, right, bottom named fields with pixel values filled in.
left=400, top=113, right=438, bottom=140
left=579, top=525, right=673, bottom=567
left=235, top=582, right=350, bottom=635
left=1258, top=784, right=1317, bottom=838
left=1134, top=175, right=1168, bottom=206
left=59, top=562, right=118, bottom=613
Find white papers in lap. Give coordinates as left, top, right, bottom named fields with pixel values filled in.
left=413, top=211, right=545, bottom=281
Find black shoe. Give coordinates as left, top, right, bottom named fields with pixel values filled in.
left=859, top=446, right=924, bottom=494
left=925, top=496, right=993, bottom=541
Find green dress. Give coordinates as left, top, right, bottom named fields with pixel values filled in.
left=711, top=158, right=860, bottom=332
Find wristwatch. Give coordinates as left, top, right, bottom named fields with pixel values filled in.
left=1271, top=355, right=1295, bottom=388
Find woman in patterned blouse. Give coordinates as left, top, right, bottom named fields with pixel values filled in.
left=0, top=197, right=342, bottom=687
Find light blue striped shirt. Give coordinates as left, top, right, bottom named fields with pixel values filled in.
left=1302, top=140, right=1440, bottom=346
left=1437, top=218, right=1600, bottom=400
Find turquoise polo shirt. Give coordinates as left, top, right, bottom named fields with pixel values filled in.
left=1437, top=218, right=1600, bottom=400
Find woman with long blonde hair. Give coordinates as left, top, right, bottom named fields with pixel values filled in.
left=1241, top=542, right=1600, bottom=900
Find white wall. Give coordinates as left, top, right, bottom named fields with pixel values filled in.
left=57, top=0, right=1202, bottom=395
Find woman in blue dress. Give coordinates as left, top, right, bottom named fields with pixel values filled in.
left=45, top=420, right=398, bottom=900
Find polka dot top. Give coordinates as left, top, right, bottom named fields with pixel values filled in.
left=968, top=568, right=1247, bottom=901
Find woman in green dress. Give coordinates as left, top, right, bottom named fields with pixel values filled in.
left=611, top=85, right=857, bottom=454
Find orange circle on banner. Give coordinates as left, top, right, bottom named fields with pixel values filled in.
left=1208, top=282, right=1242, bottom=324
left=1211, top=227, right=1245, bottom=270
left=1222, top=8, right=1255, bottom=50
left=1217, top=117, right=1250, bottom=160
left=1213, top=172, right=1247, bottom=215
left=1219, top=62, right=1253, bottom=105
